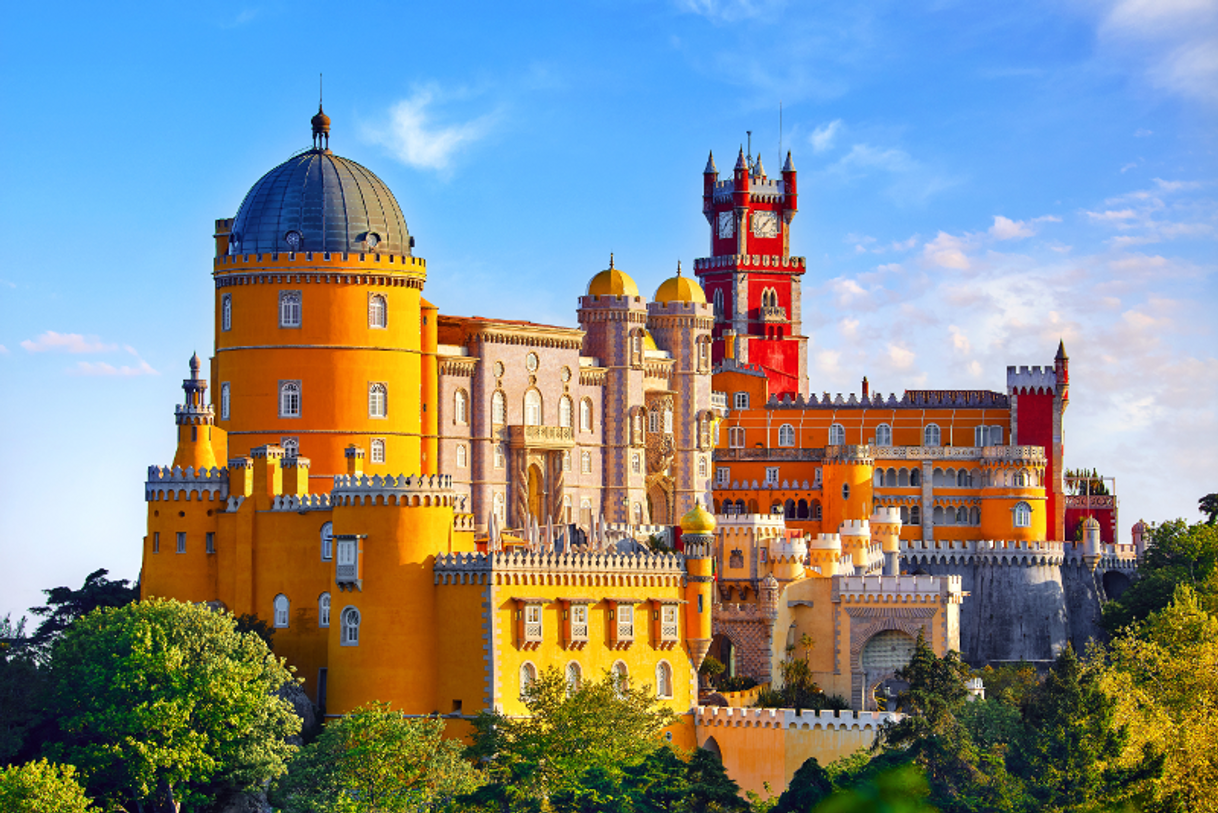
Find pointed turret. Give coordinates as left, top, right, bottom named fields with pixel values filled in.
left=1055, top=339, right=1069, bottom=407
left=734, top=146, right=747, bottom=171
left=703, top=151, right=719, bottom=218
left=1056, top=339, right=1067, bottom=361
left=753, top=152, right=765, bottom=179
left=172, top=355, right=218, bottom=470
left=704, top=150, right=717, bottom=175
left=783, top=150, right=795, bottom=172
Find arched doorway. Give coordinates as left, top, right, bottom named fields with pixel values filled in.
left=860, top=629, right=917, bottom=710
left=527, top=463, right=545, bottom=524
left=708, top=633, right=737, bottom=678
left=1103, top=570, right=1132, bottom=600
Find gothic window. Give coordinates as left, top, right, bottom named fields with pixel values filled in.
left=797, top=499, right=809, bottom=519
left=581, top=451, right=592, bottom=474
left=368, top=383, right=387, bottom=418
left=220, top=382, right=231, bottom=420
left=613, top=661, right=629, bottom=694
left=933, top=506, right=945, bottom=525
left=368, top=294, right=387, bottom=329
left=875, top=423, right=892, bottom=447
left=520, top=662, right=537, bottom=697
left=454, top=389, right=469, bottom=425
left=273, top=594, right=290, bottom=628
left=924, top=424, right=941, bottom=447
left=493, top=491, right=505, bottom=521
left=279, top=291, right=301, bottom=328
left=811, top=500, right=823, bottom=521
left=633, top=502, right=643, bottom=524
left=176, top=532, right=186, bottom=554
left=319, top=593, right=331, bottom=628
left=492, top=391, right=506, bottom=425
left=778, top=424, right=795, bottom=447
left=957, top=469, right=971, bottom=488
left=1014, top=501, right=1032, bottom=528
left=559, top=396, right=573, bottom=429
left=340, top=606, right=360, bottom=646
left=632, top=411, right=644, bottom=444
left=524, top=390, right=543, bottom=426
left=494, top=444, right=505, bottom=469
left=279, top=381, right=301, bottom=418
left=320, top=521, right=333, bottom=561
left=221, top=294, right=232, bottom=331
left=563, top=451, right=571, bottom=471
left=580, top=398, right=593, bottom=432
left=910, top=505, right=922, bottom=525
left=456, top=444, right=467, bottom=468
left=698, top=457, right=708, bottom=478
left=956, top=506, right=969, bottom=524
left=663, top=407, right=673, bottom=434
left=785, top=499, right=796, bottom=519
left=765, top=466, right=779, bottom=484
left=733, top=392, right=750, bottom=410
left=656, top=661, right=673, bottom=699
left=563, top=494, right=572, bottom=522
left=828, top=423, right=845, bottom=445
left=565, top=662, right=581, bottom=695
left=649, top=408, right=661, bottom=434
left=632, top=454, right=642, bottom=474
left=370, top=438, right=386, bottom=463
left=713, top=288, right=724, bottom=321
left=281, top=437, right=298, bottom=457
left=911, top=468, right=922, bottom=486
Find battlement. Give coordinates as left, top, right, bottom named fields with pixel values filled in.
left=764, top=390, right=1009, bottom=410
left=270, top=493, right=331, bottom=511
left=330, top=473, right=458, bottom=508
left=809, top=533, right=843, bottom=550
left=145, top=465, right=229, bottom=501
left=576, top=294, right=651, bottom=311
left=434, top=549, right=687, bottom=586
left=1007, top=365, right=1057, bottom=394
left=838, top=520, right=870, bottom=536
left=214, top=251, right=426, bottom=272
left=646, top=299, right=713, bottom=317
left=900, top=538, right=1065, bottom=567
left=694, top=254, right=806, bottom=273
left=833, top=574, right=963, bottom=603
left=695, top=705, right=902, bottom=731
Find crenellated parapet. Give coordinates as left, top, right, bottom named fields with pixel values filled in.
left=832, top=574, right=964, bottom=605
left=900, top=538, right=1065, bottom=567
left=330, top=473, right=458, bottom=507
left=763, top=390, right=1009, bottom=410
left=434, top=549, right=687, bottom=587
left=270, top=493, right=332, bottom=512
left=1007, top=365, right=1057, bottom=395
left=145, top=465, right=229, bottom=501
left=695, top=705, right=902, bottom=731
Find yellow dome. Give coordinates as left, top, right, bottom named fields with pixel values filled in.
left=681, top=502, right=717, bottom=534
left=654, top=268, right=706, bottom=304
left=643, top=330, right=659, bottom=352
left=587, top=253, right=639, bottom=298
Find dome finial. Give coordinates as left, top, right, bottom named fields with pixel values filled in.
left=311, top=74, right=331, bottom=152
left=677, top=259, right=682, bottom=276
left=609, top=252, right=615, bottom=269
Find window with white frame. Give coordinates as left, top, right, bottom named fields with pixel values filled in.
left=524, top=604, right=542, bottom=641
left=778, top=424, right=795, bottom=447
left=494, top=444, right=505, bottom=469
left=660, top=605, right=679, bottom=640
left=563, top=451, right=571, bottom=471
left=924, top=424, right=942, bottom=447
left=221, top=294, right=232, bottom=331
left=279, top=381, right=301, bottom=418
left=281, top=437, right=298, bottom=457
left=340, top=606, right=360, bottom=645
left=273, top=594, right=290, bottom=628
left=524, top=390, right=543, bottom=426
left=716, top=467, right=730, bottom=485
left=975, top=425, right=1004, bottom=446
left=320, top=521, right=333, bottom=561
left=220, top=382, right=230, bottom=420
left=559, top=396, right=573, bottom=429
left=319, top=593, right=331, bottom=627
left=656, top=661, right=673, bottom=699
left=875, top=423, right=893, bottom=447
left=456, top=444, right=468, bottom=468
left=580, top=398, right=593, bottom=432
left=368, top=383, right=387, bottom=418
left=632, top=454, right=642, bottom=474
left=633, top=502, right=643, bottom=523
left=279, top=291, right=301, bottom=328
left=733, top=392, right=750, bottom=410
left=370, top=438, right=386, bottom=463
left=828, top=423, right=845, bottom=445
left=571, top=604, right=588, bottom=638
left=649, top=408, right=660, bottom=434
left=581, top=451, right=592, bottom=474
left=765, top=467, right=780, bottom=484
left=520, top=662, right=537, bottom=697
left=617, top=604, right=634, bottom=639
left=492, top=391, right=506, bottom=425
left=729, top=427, right=745, bottom=448
left=454, top=389, right=468, bottom=424
left=663, top=407, right=673, bottom=434
left=1014, top=501, right=1032, bottom=528
left=176, top=532, right=186, bottom=554
left=698, top=457, right=708, bottom=478
left=368, top=294, right=387, bottom=329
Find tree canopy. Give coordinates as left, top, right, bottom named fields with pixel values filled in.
left=0, top=759, right=97, bottom=813
left=1103, top=519, right=1218, bottom=631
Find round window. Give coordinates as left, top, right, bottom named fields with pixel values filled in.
left=526, top=352, right=539, bottom=371
left=493, top=361, right=505, bottom=378
left=284, top=230, right=303, bottom=251
left=842, top=483, right=850, bottom=500
left=366, top=232, right=381, bottom=248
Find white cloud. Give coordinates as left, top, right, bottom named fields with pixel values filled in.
left=885, top=343, right=916, bottom=371
left=810, top=119, right=842, bottom=153
left=1120, top=162, right=1139, bottom=173
left=835, top=143, right=916, bottom=174
left=674, top=0, right=788, bottom=23
left=0, top=344, right=8, bottom=355
left=923, top=231, right=972, bottom=270
left=948, top=325, right=972, bottom=355
left=69, top=360, right=159, bottom=377
left=1095, top=0, right=1218, bottom=105
left=1085, top=208, right=1138, bottom=224
left=20, top=331, right=116, bottom=354
left=365, top=88, right=498, bottom=172
left=989, top=214, right=1061, bottom=240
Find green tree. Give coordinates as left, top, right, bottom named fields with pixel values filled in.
left=0, top=615, right=43, bottom=763
left=43, top=598, right=300, bottom=813
left=620, top=746, right=690, bottom=813
left=1103, top=519, right=1218, bottom=631
left=684, top=747, right=751, bottom=813
left=772, top=757, right=834, bottom=813
left=272, top=702, right=479, bottom=813
left=1200, top=493, right=1218, bottom=525
left=464, top=667, right=677, bottom=811
left=814, top=763, right=936, bottom=813
left=0, top=759, right=97, bottom=813
left=27, top=568, right=138, bottom=659
left=754, top=635, right=848, bottom=713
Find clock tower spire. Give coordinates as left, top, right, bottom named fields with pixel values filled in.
left=694, top=141, right=808, bottom=398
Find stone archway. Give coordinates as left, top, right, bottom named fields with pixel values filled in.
left=860, top=630, right=917, bottom=711
left=846, top=608, right=935, bottom=710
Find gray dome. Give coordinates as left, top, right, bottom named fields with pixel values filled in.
left=229, top=150, right=411, bottom=257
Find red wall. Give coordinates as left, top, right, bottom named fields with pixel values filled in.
left=1017, top=391, right=1058, bottom=538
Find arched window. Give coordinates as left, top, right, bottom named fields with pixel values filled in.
left=778, top=424, right=795, bottom=447
left=713, top=288, right=724, bottom=321
left=456, top=444, right=468, bottom=468
left=520, top=662, right=537, bottom=697
left=898, top=468, right=909, bottom=487
left=733, top=392, right=750, bottom=410
left=566, top=662, right=582, bottom=695
left=632, top=454, right=642, bottom=474
left=811, top=499, right=822, bottom=521
left=828, top=423, right=845, bottom=445
left=664, top=407, right=674, bottom=434
left=580, top=399, right=593, bottom=432
left=340, top=606, right=360, bottom=646
left=656, top=661, right=673, bottom=698
left=559, top=396, right=573, bottom=429
left=220, top=382, right=231, bottom=420
left=368, top=383, right=387, bottom=418
left=1014, top=502, right=1032, bottom=528
left=281, top=437, right=299, bottom=458
left=698, top=457, right=708, bottom=478
left=911, top=468, right=921, bottom=486
left=273, top=594, right=290, bottom=628
left=956, top=506, right=968, bottom=524
left=613, top=661, right=629, bottom=694
left=494, top=444, right=505, bottom=469
left=319, top=593, right=331, bottom=628
left=875, top=423, right=892, bottom=447
left=649, top=408, right=661, bottom=434
left=221, top=294, right=232, bottom=331
left=924, top=424, right=941, bottom=447
left=279, top=291, right=301, bottom=328
left=454, top=390, right=468, bottom=425
left=581, top=451, right=592, bottom=474
left=524, top=390, right=542, bottom=426
left=370, top=438, right=385, bottom=463
left=368, top=294, right=387, bottom=328
left=492, top=391, right=506, bottom=425
left=958, top=470, right=971, bottom=488
left=279, top=381, right=301, bottom=418
left=933, top=506, right=945, bottom=525
left=633, top=502, right=643, bottom=523
left=493, top=492, right=505, bottom=521
left=562, top=494, right=572, bottom=522
left=910, top=505, right=921, bottom=525
left=563, top=451, right=571, bottom=471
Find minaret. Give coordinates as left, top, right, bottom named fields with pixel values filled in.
left=680, top=502, right=716, bottom=670
left=172, top=354, right=218, bottom=471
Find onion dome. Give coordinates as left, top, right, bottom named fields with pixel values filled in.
left=680, top=501, right=717, bottom=534
left=586, top=253, right=640, bottom=298
left=227, top=110, right=411, bottom=257
left=654, top=261, right=706, bottom=304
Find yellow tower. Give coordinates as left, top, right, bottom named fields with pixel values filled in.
left=869, top=506, right=903, bottom=576
left=680, top=502, right=716, bottom=669
left=822, top=446, right=874, bottom=530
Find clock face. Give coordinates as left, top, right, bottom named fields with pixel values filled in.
left=751, top=211, right=779, bottom=238
left=717, top=211, right=735, bottom=239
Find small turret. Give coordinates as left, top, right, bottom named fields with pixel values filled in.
left=172, top=354, right=218, bottom=471
left=1055, top=339, right=1069, bottom=408
left=681, top=502, right=715, bottom=669
left=1082, top=515, right=1102, bottom=573
left=869, top=506, right=903, bottom=576
left=703, top=151, right=718, bottom=219
left=753, top=152, right=765, bottom=180
left=781, top=150, right=797, bottom=228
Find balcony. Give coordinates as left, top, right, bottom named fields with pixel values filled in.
left=507, top=424, right=575, bottom=450
left=760, top=305, right=787, bottom=322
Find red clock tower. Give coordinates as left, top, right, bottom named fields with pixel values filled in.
left=694, top=147, right=808, bottom=398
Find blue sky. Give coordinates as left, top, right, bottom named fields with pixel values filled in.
left=1, top=0, right=1215, bottom=619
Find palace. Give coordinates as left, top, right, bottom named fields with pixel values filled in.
left=140, top=108, right=1134, bottom=794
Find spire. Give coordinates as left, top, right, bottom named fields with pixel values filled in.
left=1056, top=339, right=1068, bottom=360
left=311, top=79, right=331, bottom=152
left=754, top=152, right=765, bottom=178
left=609, top=252, right=615, bottom=270
left=704, top=150, right=717, bottom=174
left=676, top=260, right=682, bottom=277
left=189, top=351, right=201, bottom=378
left=734, top=146, right=747, bottom=171
left=783, top=150, right=795, bottom=172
